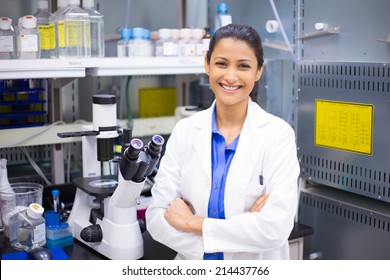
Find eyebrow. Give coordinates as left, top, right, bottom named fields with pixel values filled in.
left=213, top=56, right=254, bottom=63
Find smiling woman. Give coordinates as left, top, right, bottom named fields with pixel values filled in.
left=146, top=23, right=300, bottom=260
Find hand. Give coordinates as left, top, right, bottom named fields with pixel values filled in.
left=250, top=193, right=270, bottom=213
left=164, top=198, right=204, bottom=235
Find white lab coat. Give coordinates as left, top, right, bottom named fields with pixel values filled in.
left=146, top=98, right=300, bottom=260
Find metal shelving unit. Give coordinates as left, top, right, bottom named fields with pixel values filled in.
left=0, top=57, right=205, bottom=80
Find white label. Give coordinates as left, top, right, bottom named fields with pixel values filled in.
left=20, top=34, right=39, bottom=52
left=33, top=223, right=46, bottom=244
left=162, top=42, right=174, bottom=56
left=0, top=36, right=14, bottom=52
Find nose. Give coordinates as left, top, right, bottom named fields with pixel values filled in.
left=224, top=67, right=238, bottom=83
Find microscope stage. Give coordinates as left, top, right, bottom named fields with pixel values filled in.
left=72, top=176, right=118, bottom=198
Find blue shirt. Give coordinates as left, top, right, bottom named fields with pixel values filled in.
left=204, top=108, right=240, bottom=260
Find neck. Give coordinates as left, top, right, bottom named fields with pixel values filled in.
left=215, top=99, right=248, bottom=145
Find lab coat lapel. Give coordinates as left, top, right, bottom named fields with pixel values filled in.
left=192, top=107, right=213, bottom=181
left=225, top=101, right=270, bottom=217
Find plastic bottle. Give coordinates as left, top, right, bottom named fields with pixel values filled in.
left=9, top=203, right=46, bottom=252
left=201, top=27, right=212, bottom=55
left=170, top=29, right=179, bottom=57
left=142, top=28, right=153, bottom=57
left=82, top=0, right=105, bottom=57
left=34, top=0, right=53, bottom=58
left=63, top=0, right=91, bottom=58
left=0, top=17, right=16, bottom=59
left=129, top=27, right=143, bottom=57
left=214, top=2, right=232, bottom=32
left=49, top=0, right=69, bottom=58
left=192, top=28, right=205, bottom=56
left=178, top=28, right=194, bottom=57
left=155, top=28, right=174, bottom=57
left=17, top=15, right=40, bottom=59
left=117, top=28, right=129, bottom=57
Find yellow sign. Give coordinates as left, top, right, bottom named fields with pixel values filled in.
left=315, top=99, right=373, bottom=155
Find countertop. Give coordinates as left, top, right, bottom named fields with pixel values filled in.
left=1, top=222, right=313, bottom=260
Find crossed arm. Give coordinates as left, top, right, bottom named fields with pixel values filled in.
left=164, top=193, right=270, bottom=235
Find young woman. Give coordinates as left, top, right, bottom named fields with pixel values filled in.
left=146, top=24, right=300, bottom=260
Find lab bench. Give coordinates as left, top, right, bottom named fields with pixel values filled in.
left=1, top=183, right=313, bottom=260
left=0, top=222, right=313, bottom=260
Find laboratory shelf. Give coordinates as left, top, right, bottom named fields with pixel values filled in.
left=87, top=57, right=205, bottom=76
left=0, top=57, right=205, bottom=80
left=0, top=116, right=176, bottom=148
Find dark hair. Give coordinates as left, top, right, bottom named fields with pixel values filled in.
left=206, top=24, right=264, bottom=101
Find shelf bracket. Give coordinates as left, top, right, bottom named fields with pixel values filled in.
left=263, top=39, right=295, bottom=52
left=377, top=34, right=390, bottom=44
left=296, top=26, right=340, bottom=40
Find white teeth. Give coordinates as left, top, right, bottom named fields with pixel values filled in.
left=221, top=84, right=239, bottom=91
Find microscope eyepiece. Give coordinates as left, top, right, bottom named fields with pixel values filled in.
left=125, top=138, right=144, bottom=160
left=147, top=135, right=165, bottom=157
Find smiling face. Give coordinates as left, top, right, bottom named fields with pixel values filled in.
left=205, top=38, right=263, bottom=109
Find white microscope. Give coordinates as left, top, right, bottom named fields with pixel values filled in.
left=58, top=94, right=164, bottom=260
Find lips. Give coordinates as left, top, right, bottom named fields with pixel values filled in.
left=220, top=83, right=242, bottom=91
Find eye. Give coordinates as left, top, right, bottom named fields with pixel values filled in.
left=238, top=63, right=251, bottom=69
left=214, top=61, right=227, bottom=67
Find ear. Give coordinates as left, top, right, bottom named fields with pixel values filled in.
left=204, top=56, right=210, bottom=76
left=255, top=64, right=264, bottom=81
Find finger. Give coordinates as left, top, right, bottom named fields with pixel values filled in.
left=251, top=200, right=267, bottom=212
left=250, top=194, right=270, bottom=212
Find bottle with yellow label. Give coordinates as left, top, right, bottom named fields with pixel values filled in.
left=63, top=0, right=91, bottom=58
left=49, top=0, right=69, bottom=58
left=34, top=0, right=53, bottom=59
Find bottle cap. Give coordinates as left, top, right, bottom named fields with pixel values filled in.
left=191, top=28, right=205, bottom=39
left=217, top=3, right=229, bottom=14
left=27, top=203, right=44, bottom=219
left=0, top=17, right=12, bottom=30
left=120, top=28, right=130, bottom=40
left=21, top=15, right=37, bottom=29
left=143, top=28, right=151, bottom=40
left=170, top=29, right=180, bottom=40
left=37, top=0, right=49, bottom=10
left=158, top=28, right=171, bottom=39
left=179, top=28, right=191, bottom=39
left=132, top=27, right=144, bottom=39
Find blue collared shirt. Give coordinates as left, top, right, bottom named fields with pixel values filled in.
left=204, top=108, right=240, bottom=260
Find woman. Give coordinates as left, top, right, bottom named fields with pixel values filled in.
left=146, top=24, right=300, bottom=260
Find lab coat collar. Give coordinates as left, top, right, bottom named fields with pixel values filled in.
left=192, top=98, right=273, bottom=199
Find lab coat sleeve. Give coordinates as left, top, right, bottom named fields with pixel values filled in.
left=202, top=124, right=300, bottom=253
left=146, top=121, right=204, bottom=259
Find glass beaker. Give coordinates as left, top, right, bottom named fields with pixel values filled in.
left=0, top=182, right=43, bottom=237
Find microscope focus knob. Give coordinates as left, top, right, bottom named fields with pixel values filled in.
left=80, top=224, right=103, bottom=242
